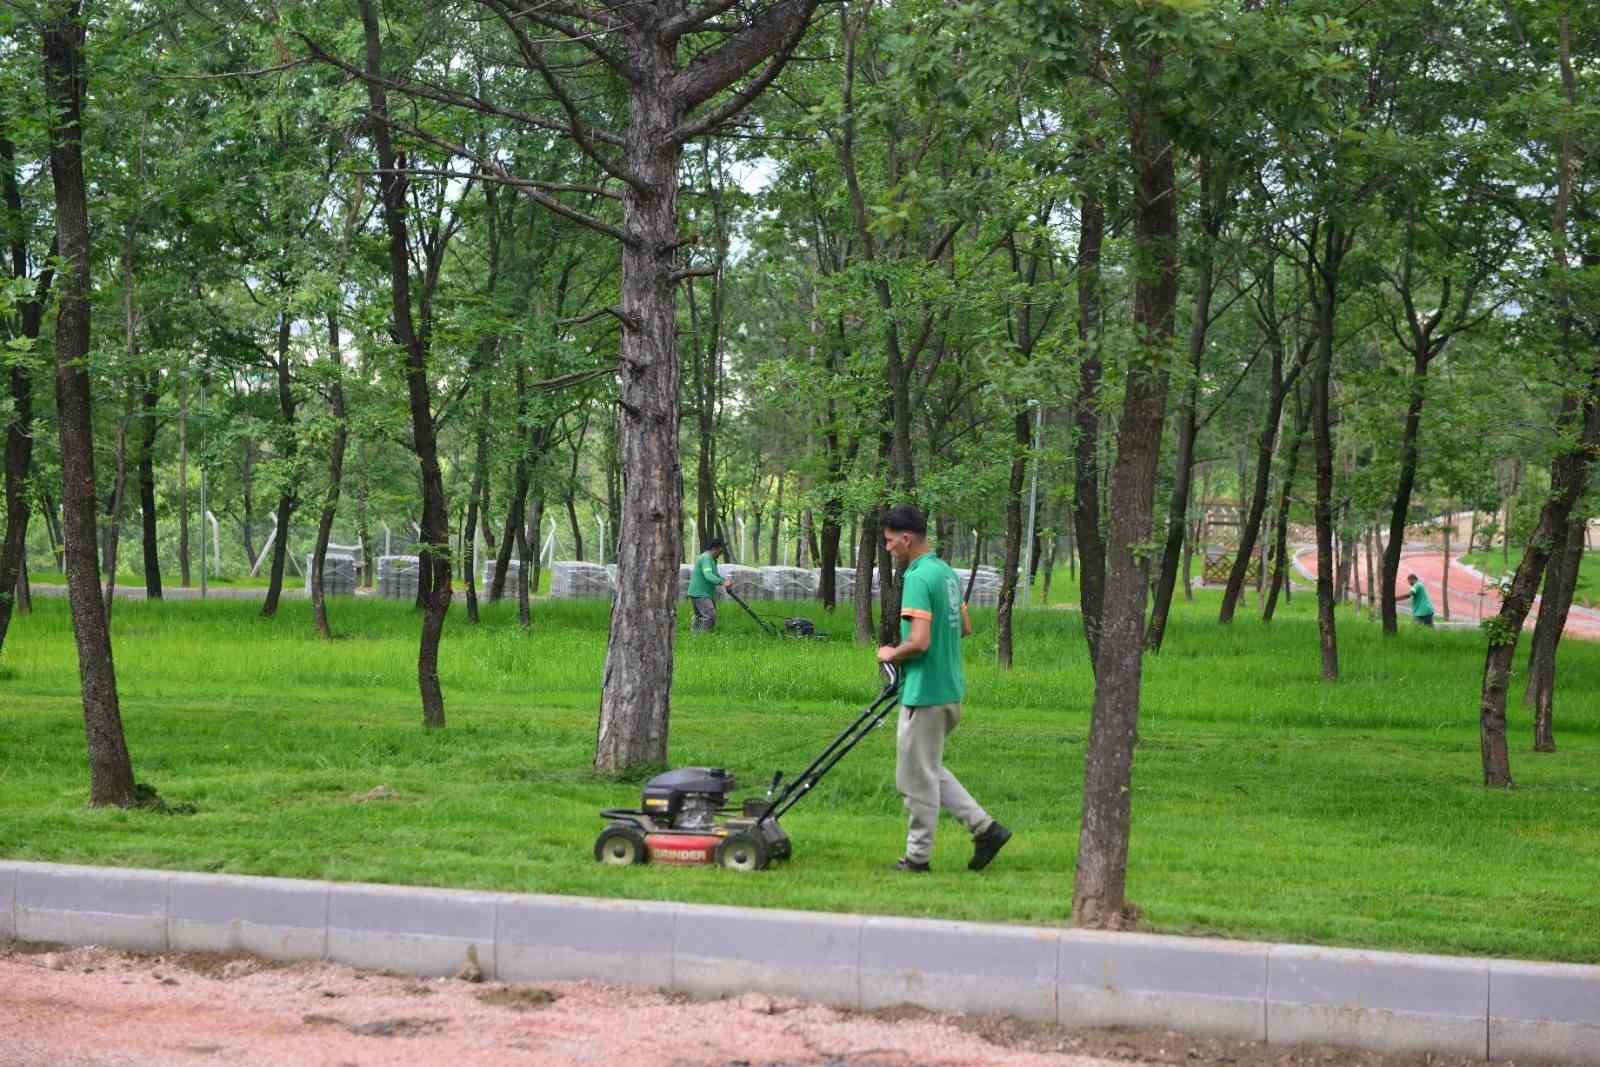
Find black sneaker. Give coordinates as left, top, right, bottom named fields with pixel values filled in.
left=893, top=857, right=931, bottom=873
left=969, top=821, right=1012, bottom=871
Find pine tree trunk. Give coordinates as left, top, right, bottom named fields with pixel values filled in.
left=592, top=60, right=688, bottom=772
left=45, top=0, right=137, bottom=806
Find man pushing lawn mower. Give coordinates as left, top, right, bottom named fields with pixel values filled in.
left=875, top=504, right=1012, bottom=874
left=688, top=536, right=726, bottom=632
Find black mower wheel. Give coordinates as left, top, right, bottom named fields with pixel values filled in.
left=594, top=824, right=648, bottom=866
left=714, top=831, right=769, bottom=872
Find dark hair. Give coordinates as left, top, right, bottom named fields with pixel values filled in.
left=1407, top=573, right=1418, bottom=582
left=881, top=504, right=927, bottom=536
left=706, top=536, right=726, bottom=551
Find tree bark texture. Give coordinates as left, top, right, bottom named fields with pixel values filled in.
left=44, top=0, right=138, bottom=805
left=595, top=35, right=696, bottom=772
left=178, top=373, right=190, bottom=586
left=1072, top=193, right=1107, bottom=672
left=1072, top=91, right=1177, bottom=929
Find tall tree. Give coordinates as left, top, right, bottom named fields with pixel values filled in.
left=43, top=0, right=138, bottom=805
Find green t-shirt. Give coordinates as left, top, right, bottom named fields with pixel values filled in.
left=687, top=551, right=724, bottom=598
left=898, top=551, right=965, bottom=707
left=1409, top=582, right=1434, bottom=619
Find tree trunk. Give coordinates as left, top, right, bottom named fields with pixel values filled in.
left=1072, top=88, right=1176, bottom=928
left=996, top=407, right=1030, bottom=669
left=1150, top=161, right=1223, bottom=651
left=491, top=363, right=531, bottom=602
left=1072, top=193, right=1107, bottom=672
left=1527, top=517, right=1582, bottom=751
left=361, top=0, right=450, bottom=728
left=1263, top=388, right=1307, bottom=623
left=177, top=373, right=190, bottom=585
left=136, top=370, right=161, bottom=598
left=853, top=506, right=877, bottom=642
left=0, top=131, right=51, bottom=655
left=520, top=494, right=539, bottom=627
left=311, top=310, right=348, bottom=640
left=102, top=390, right=134, bottom=622
left=769, top=469, right=783, bottom=566
left=45, top=0, right=137, bottom=805
left=464, top=381, right=490, bottom=624
left=261, top=313, right=296, bottom=619
left=1441, top=516, right=1451, bottom=621
left=1309, top=223, right=1347, bottom=682
left=1380, top=352, right=1429, bottom=634
left=593, top=61, right=689, bottom=773
left=1221, top=353, right=1295, bottom=624
left=241, top=437, right=257, bottom=566
left=355, top=441, right=372, bottom=588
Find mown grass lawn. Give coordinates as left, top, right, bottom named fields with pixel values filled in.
left=2, top=582, right=1597, bottom=963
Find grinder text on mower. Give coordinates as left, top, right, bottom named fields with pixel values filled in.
left=593, top=664, right=902, bottom=871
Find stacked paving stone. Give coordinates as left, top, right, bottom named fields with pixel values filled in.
left=719, top=564, right=768, bottom=601
left=964, top=566, right=1001, bottom=607
left=376, top=555, right=420, bottom=599
left=303, top=553, right=358, bottom=597
left=831, top=567, right=856, bottom=602
left=482, top=557, right=520, bottom=592
left=762, top=566, right=817, bottom=601
left=550, top=561, right=612, bottom=598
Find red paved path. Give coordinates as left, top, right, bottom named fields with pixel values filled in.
left=1292, top=547, right=1600, bottom=641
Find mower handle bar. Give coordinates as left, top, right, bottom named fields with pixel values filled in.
left=722, top=584, right=780, bottom=637
left=757, top=663, right=901, bottom=827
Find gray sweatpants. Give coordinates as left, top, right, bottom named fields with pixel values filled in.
left=690, top=596, right=717, bottom=632
left=895, top=703, right=991, bottom=864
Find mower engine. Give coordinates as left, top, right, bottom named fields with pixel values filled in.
left=594, top=765, right=791, bottom=871
left=641, top=767, right=735, bottom=830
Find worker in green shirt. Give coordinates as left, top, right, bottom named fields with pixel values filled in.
left=687, top=537, right=727, bottom=632
left=875, top=504, right=1012, bottom=874
left=1406, top=573, right=1435, bottom=628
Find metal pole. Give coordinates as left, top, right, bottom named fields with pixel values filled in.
left=199, top=465, right=208, bottom=599
left=1020, top=402, right=1044, bottom=607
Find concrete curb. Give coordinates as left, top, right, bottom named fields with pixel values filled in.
left=3, top=860, right=1597, bottom=1064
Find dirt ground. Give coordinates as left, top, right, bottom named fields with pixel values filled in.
left=0, top=941, right=1519, bottom=1067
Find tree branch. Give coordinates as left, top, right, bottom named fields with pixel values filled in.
left=673, top=0, right=820, bottom=113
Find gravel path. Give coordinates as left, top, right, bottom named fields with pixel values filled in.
left=0, top=944, right=1117, bottom=1067
left=0, top=943, right=1510, bottom=1067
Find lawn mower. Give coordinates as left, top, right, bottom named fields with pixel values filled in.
left=593, top=664, right=901, bottom=871
left=723, top=585, right=821, bottom=638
